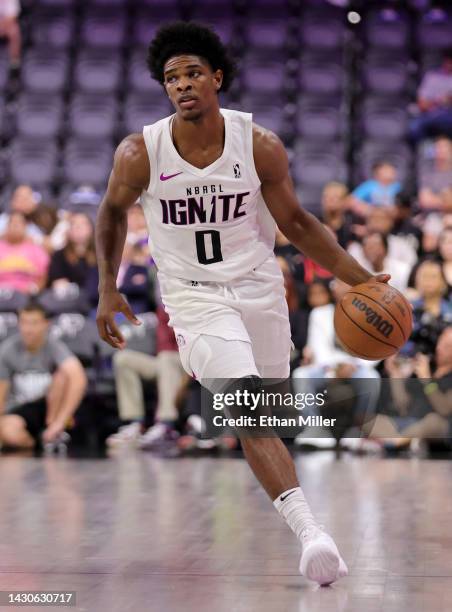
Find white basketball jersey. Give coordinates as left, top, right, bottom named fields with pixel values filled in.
left=140, top=108, right=276, bottom=282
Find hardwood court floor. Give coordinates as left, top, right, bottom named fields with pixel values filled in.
left=1, top=451, right=452, bottom=612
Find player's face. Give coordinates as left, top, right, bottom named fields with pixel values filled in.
left=163, top=55, right=223, bottom=120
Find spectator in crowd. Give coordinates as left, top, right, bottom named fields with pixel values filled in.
left=274, top=228, right=305, bottom=286
left=118, top=240, right=155, bottom=314
left=367, top=327, right=452, bottom=447
left=410, top=48, right=452, bottom=143
left=320, top=182, right=355, bottom=249
left=0, top=0, right=21, bottom=69
left=106, top=305, right=185, bottom=450
left=408, top=259, right=452, bottom=359
left=0, top=186, right=69, bottom=251
left=276, top=256, right=310, bottom=367
left=292, top=278, right=381, bottom=448
left=438, top=227, right=452, bottom=292
left=349, top=161, right=402, bottom=218
left=392, top=191, right=423, bottom=254
left=121, top=203, right=149, bottom=265
left=47, top=213, right=98, bottom=306
left=348, top=231, right=411, bottom=292
left=0, top=212, right=49, bottom=294
left=418, top=136, right=452, bottom=213
left=0, top=301, right=87, bottom=451
left=350, top=207, right=418, bottom=269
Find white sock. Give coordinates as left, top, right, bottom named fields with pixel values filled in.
left=273, top=487, right=318, bottom=541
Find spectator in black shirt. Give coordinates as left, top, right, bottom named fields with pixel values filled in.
left=47, top=213, right=98, bottom=306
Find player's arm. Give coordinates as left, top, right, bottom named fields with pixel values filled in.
left=95, top=134, right=150, bottom=348
left=253, top=126, right=389, bottom=287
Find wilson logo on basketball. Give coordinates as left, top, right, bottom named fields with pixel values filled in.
left=351, top=298, right=394, bottom=338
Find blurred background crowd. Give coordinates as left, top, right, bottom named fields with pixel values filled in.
left=0, top=0, right=451, bottom=457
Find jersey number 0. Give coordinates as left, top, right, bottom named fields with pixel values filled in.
left=195, top=230, right=223, bottom=265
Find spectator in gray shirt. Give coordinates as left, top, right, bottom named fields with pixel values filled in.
left=410, top=48, right=452, bottom=142
left=0, top=301, right=87, bottom=451
left=419, top=136, right=452, bottom=213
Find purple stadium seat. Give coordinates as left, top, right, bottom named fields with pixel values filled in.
left=362, top=58, right=409, bottom=95
left=300, top=7, right=345, bottom=50
left=240, top=93, right=287, bottom=135
left=10, top=138, right=58, bottom=187
left=123, top=93, right=172, bottom=134
left=0, top=96, right=4, bottom=137
left=90, top=0, right=127, bottom=6
left=38, top=0, right=75, bottom=7
left=247, top=0, right=291, bottom=20
left=80, top=8, right=127, bottom=48
left=247, top=19, right=289, bottom=50
left=128, top=48, right=163, bottom=95
left=364, top=7, right=411, bottom=49
left=241, top=57, right=287, bottom=94
left=299, top=59, right=343, bottom=96
left=292, top=151, right=348, bottom=187
left=131, top=11, right=165, bottom=47
left=356, top=141, right=412, bottom=184
left=16, top=93, right=64, bottom=138
left=416, top=8, right=452, bottom=51
left=360, top=101, right=408, bottom=141
left=297, top=103, right=343, bottom=141
left=74, top=49, right=122, bottom=94
left=32, top=8, right=75, bottom=48
left=133, top=1, right=180, bottom=22
left=68, top=94, right=118, bottom=139
left=63, top=139, right=114, bottom=187
left=22, top=47, right=69, bottom=93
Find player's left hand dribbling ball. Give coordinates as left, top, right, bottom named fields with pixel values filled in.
left=334, top=281, right=413, bottom=360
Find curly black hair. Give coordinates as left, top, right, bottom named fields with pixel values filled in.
left=147, top=21, right=236, bottom=92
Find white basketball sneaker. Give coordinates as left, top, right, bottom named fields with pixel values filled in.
left=299, top=525, right=348, bottom=586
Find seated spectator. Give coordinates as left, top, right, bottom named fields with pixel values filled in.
left=348, top=231, right=410, bottom=292
left=0, top=212, right=49, bottom=294
left=274, top=228, right=304, bottom=286
left=366, top=327, right=452, bottom=446
left=0, top=186, right=69, bottom=251
left=0, top=0, right=20, bottom=69
left=410, top=48, right=452, bottom=143
left=320, top=182, right=355, bottom=248
left=350, top=207, right=418, bottom=269
left=393, top=191, right=424, bottom=255
left=418, top=136, right=452, bottom=213
left=438, top=226, right=452, bottom=291
left=408, top=259, right=452, bottom=358
left=292, top=279, right=380, bottom=448
left=47, top=213, right=98, bottom=306
left=0, top=300, right=87, bottom=451
left=118, top=240, right=155, bottom=314
left=349, top=161, right=402, bottom=219
left=106, top=306, right=185, bottom=450
left=276, top=256, right=310, bottom=366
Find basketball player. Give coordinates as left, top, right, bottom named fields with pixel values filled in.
left=95, top=22, right=389, bottom=586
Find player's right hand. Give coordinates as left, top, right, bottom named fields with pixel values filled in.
left=96, top=289, right=141, bottom=349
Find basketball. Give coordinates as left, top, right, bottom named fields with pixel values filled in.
left=334, top=282, right=413, bottom=360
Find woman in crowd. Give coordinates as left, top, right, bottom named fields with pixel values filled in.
left=47, top=213, right=98, bottom=306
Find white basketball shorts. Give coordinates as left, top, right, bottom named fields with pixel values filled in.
left=157, top=255, right=292, bottom=386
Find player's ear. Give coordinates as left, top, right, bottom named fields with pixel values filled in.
left=213, top=69, right=223, bottom=92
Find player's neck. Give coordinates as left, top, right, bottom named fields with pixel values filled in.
left=172, top=106, right=224, bottom=151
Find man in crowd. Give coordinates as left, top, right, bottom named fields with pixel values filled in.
left=0, top=301, right=87, bottom=450
left=410, top=48, right=452, bottom=143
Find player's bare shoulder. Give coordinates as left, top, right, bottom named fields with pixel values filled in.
left=113, top=133, right=150, bottom=191
left=252, top=123, right=288, bottom=182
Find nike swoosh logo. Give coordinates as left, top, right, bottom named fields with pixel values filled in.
left=160, top=171, right=183, bottom=181
left=280, top=490, right=297, bottom=502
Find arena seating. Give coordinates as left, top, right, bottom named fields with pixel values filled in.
left=0, top=0, right=451, bottom=215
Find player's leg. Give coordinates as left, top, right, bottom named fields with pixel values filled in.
left=182, top=332, right=347, bottom=585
